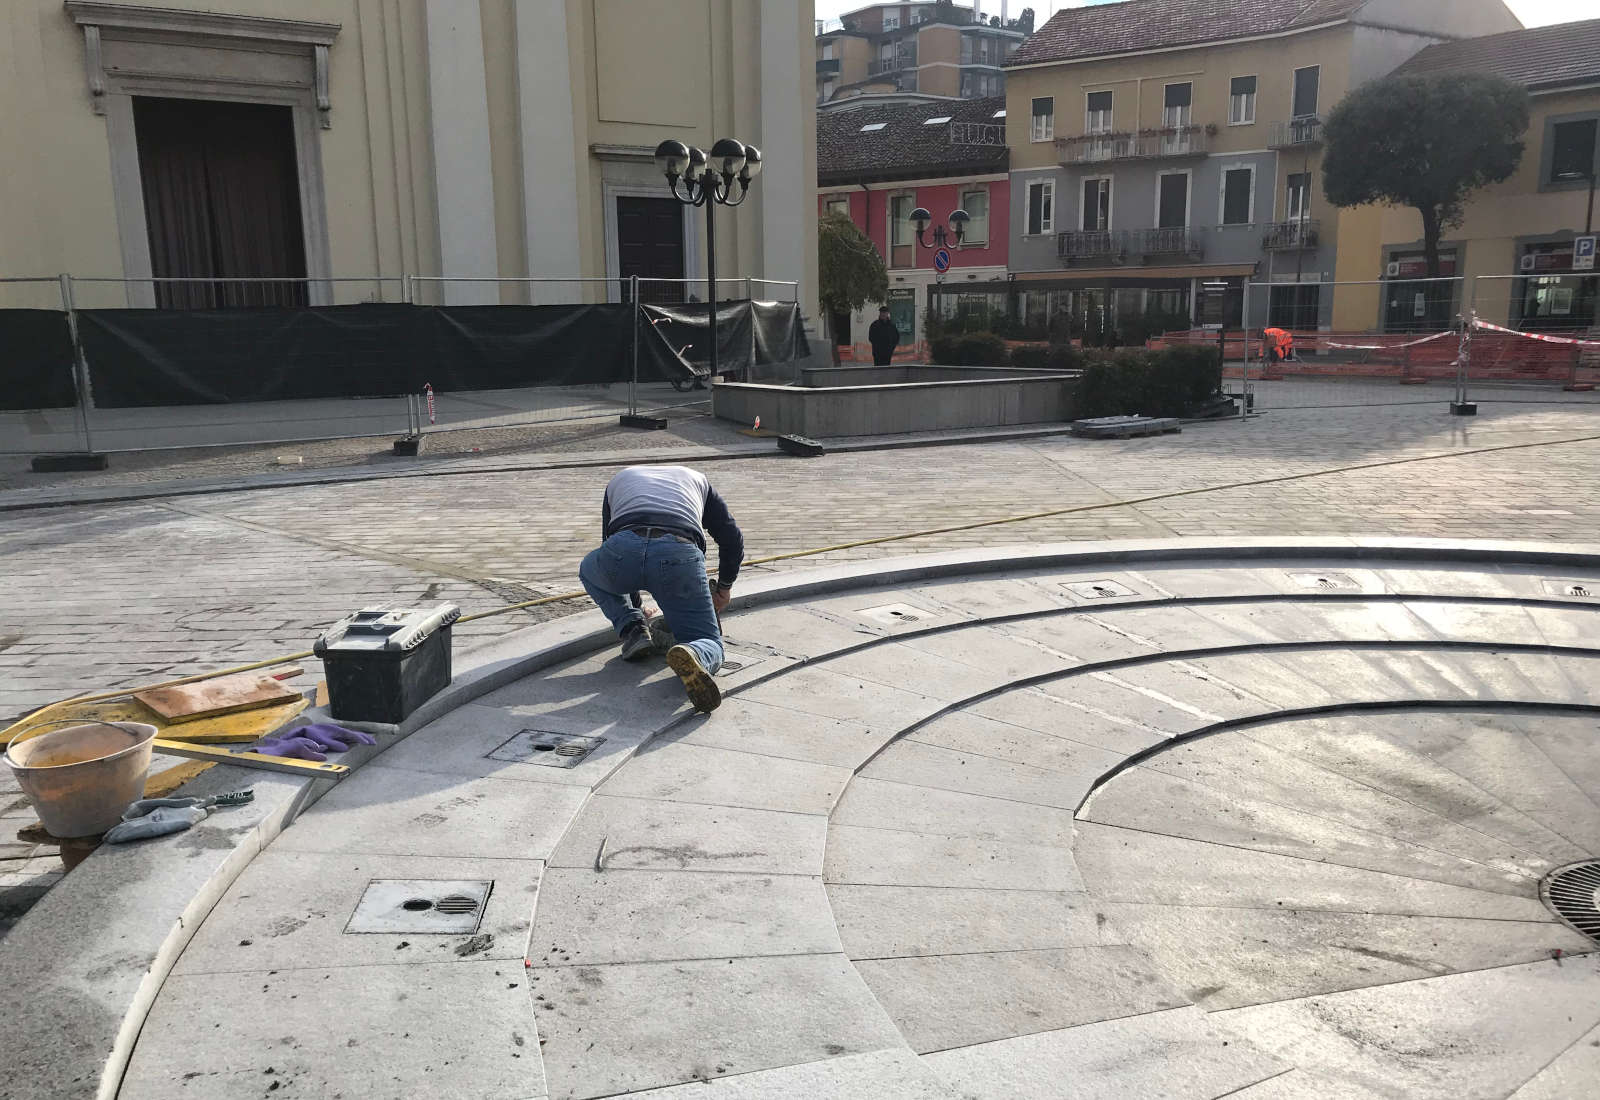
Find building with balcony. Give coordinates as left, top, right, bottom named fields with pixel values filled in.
left=816, top=2, right=1028, bottom=108
left=1001, top=0, right=1519, bottom=337
left=817, top=96, right=1009, bottom=357
left=1332, top=18, right=1600, bottom=334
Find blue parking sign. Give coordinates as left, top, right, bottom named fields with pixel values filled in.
left=1575, top=235, right=1596, bottom=272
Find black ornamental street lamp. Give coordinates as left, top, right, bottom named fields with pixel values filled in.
left=654, top=137, right=763, bottom=382
left=909, top=206, right=970, bottom=250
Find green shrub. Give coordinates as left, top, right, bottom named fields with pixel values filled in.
left=951, top=332, right=1009, bottom=367
left=1011, top=343, right=1085, bottom=372
left=1009, top=345, right=1049, bottom=370
left=929, top=335, right=961, bottom=364
left=1075, top=345, right=1222, bottom=418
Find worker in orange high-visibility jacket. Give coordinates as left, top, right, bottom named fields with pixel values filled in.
left=1262, top=327, right=1296, bottom=363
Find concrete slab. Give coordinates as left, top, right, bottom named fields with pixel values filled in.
left=1222, top=1069, right=1391, bottom=1099
left=529, top=868, right=841, bottom=966
left=900, top=623, right=1083, bottom=681
left=995, top=614, right=1157, bottom=665
left=967, top=687, right=1172, bottom=756
left=597, top=742, right=851, bottom=816
left=549, top=795, right=828, bottom=876
left=1036, top=671, right=1228, bottom=734
left=1137, top=732, right=1559, bottom=880
left=922, top=1006, right=1287, bottom=1100
left=653, top=697, right=890, bottom=770
left=823, top=824, right=1085, bottom=892
left=1217, top=956, right=1600, bottom=1100
left=368, top=701, right=649, bottom=789
left=1073, top=603, right=1269, bottom=652
left=621, top=1049, right=956, bottom=1099
left=860, top=738, right=1093, bottom=809
left=1521, top=603, right=1600, bottom=647
left=1507, top=1021, right=1600, bottom=1100
left=906, top=710, right=1125, bottom=784
left=1516, top=713, right=1600, bottom=809
left=171, top=851, right=542, bottom=974
left=831, top=777, right=1079, bottom=848
left=853, top=946, right=1188, bottom=1054
left=528, top=954, right=903, bottom=1100
left=735, top=663, right=947, bottom=732
left=1079, top=765, right=1536, bottom=895
left=819, top=643, right=1006, bottom=704
left=119, top=960, right=544, bottom=1100
left=474, top=650, right=691, bottom=732
left=1071, top=823, right=1551, bottom=921
left=1401, top=600, right=1549, bottom=645
left=909, top=575, right=1075, bottom=619
left=1162, top=651, right=1342, bottom=711
left=273, top=764, right=588, bottom=859
left=1098, top=902, right=1590, bottom=1010
left=827, top=884, right=1112, bottom=958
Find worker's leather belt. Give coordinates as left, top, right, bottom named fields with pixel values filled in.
left=624, top=526, right=694, bottom=544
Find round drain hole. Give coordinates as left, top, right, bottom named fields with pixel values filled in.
left=1541, top=860, right=1600, bottom=943
left=434, top=895, right=480, bottom=915
left=401, top=898, right=434, bottom=912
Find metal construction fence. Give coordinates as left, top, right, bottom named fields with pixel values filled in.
left=1, top=274, right=802, bottom=457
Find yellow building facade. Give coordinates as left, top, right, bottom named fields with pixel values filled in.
left=0, top=0, right=817, bottom=316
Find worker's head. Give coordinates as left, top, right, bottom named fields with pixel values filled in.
left=879, top=306, right=890, bottom=318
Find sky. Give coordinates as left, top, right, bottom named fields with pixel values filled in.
left=813, top=0, right=1592, bottom=31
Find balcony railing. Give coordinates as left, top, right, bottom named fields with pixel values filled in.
left=1139, top=228, right=1206, bottom=259
left=1054, top=228, right=1206, bottom=264
left=1056, top=125, right=1210, bottom=166
left=1269, top=115, right=1323, bottom=148
left=867, top=50, right=916, bottom=75
left=816, top=58, right=841, bottom=76
left=1057, top=229, right=1126, bottom=263
left=1263, top=218, right=1321, bottom=251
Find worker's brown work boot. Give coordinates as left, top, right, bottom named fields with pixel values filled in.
left=665, top=644, right=721, bottom=714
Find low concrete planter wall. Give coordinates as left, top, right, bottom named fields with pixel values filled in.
left=714, top=373, right=1078, bottom=437
left=799, top=365, right=1063, bottom=388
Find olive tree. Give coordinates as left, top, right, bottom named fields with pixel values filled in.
left=818, top=210, right=888, bottom=365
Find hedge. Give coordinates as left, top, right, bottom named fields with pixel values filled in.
left=929, top=332, right=1009, bottom=367
left=1075, top=345, right=1223, bottom=419
left=1009, top=344, right=1084, bottom=372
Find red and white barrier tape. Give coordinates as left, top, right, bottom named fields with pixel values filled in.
left=1472, top=319, right=1600, bottom=349
left=1322, top=330, right=1455, bottom=352
left=424, top=382, right=436, bottom=424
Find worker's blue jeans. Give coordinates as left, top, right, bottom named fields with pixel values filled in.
left=580, top=530, right=723, bottom=673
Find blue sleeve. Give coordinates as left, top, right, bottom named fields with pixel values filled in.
left=701, top=486, right=744, bottom=586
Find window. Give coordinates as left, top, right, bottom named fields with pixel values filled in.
left=1286, top=172, right=1310, bottom=222
left=890, top=193, right=914, bottom=268
left=1086, top=90, right=1113, bottom=133
left=1031, top=97, right=1054, bottom=142
left=859, top=122, right=887, bottom=132
left=825, top=198, right=850, bottom=218
left=961, top=189, right=989, bottom=245
left=1026, top=179, right=1054, bottom=235
left=1163, top=83, right=1192, bottom=129
left=992, top=108, right=1007, bottom=119
left=821, top=43, right=834, bottom=61
left=883, top=13, right=900, bottom=30
left=1550, top=119, right=1598, bottom=183
left=1082, top=177, right=1111, bottom=231
left=1230, top=75, right=1257, bottom=125
left=1221, top=167, right=1254, bottom=225
left=1292, top=66, right=1320, bottom=118
left=924, top=115, right=952, bottom=125
left=1157, top=172, right=1189, bottom=229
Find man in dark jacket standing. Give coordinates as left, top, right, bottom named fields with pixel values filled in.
left=868, top=306, right=900, bottom=366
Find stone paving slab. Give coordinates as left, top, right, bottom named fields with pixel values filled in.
left=822, top=824, right=1085, bottom=893
left=830, top=777, right=1079, bottom=848
left=827, top=884, right=1112, bottom=959
left=622, top=1049, right=956, bottom=1099
left=547, top=795, right=828, bottom=877
left=170, top=850, right=543, bottom=974
left=859, top=738, right=1094, bottom=810
left=529, top=868, right=841, bottom=966
left=654, top=698, right=887, bottom=770
left=528, top=954, right=904, bottom=1100
left=596, top=742, right=851, bottom=817
left=120, top=959, right=545, bottom=1100
left=922, top=1006, right=1288, bottom=1100
left=1506, top=1021, right=1600, bottom=1100
left=853, top=946, right=1190, bottom=1054
left=1215, top=957, right=1600, bottom=1100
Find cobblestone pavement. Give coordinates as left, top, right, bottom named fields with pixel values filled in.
left=5, top=398, right=1600, bottom=722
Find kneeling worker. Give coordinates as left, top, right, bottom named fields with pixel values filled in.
left=580, top=465, right=743, bottom=713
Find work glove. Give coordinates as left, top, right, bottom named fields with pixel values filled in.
left=292, top=723, right=377, bottom=751
left=247, top=733, right=330, bottom=761
left=104, top=791, right=255, bottom=844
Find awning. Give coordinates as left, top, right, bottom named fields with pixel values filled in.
left=1012, top=263, right=1259, bottom=282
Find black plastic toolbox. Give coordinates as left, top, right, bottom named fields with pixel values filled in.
left=313, top=604, right=461, bottom=724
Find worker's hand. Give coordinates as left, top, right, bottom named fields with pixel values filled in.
left=711, top=582, right=731, bottom=615
left=294, top=723, right=378, bottom=752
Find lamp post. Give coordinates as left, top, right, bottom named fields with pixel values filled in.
left=909, top=207, right=969, bottom=250
left=653, top=138, right=762, bottom=383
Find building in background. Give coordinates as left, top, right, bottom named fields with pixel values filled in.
left=818, top=96, right=1008, bottom=357
left=1000, top=0, right=1519, bottom=341
left=1333, top=18, right=1600, bottom=333
left=3, top=0, right=816, bottom=320
left=817, top=2, right=1029, bottom=109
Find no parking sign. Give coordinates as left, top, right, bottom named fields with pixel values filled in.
left=933, top=248, right=951, bottom=274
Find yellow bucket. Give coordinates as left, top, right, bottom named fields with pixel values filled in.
left=4, top=721, right=156, bottom=838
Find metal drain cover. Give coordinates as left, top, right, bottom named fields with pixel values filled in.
left=489, top=729, right=605, bottom=768
left=1541, top=860, right=1600, bottom=943
left=856, top=603, right=935, bottom=626
left=1063, top=579, right=1137, bottom=600
left=1541, top=579, right=1599, bottom=598
left=716, top=650, right=767, bottom=677
left=1288, top=571, right=1360, bottom=591
left=345, top=879, right=492, bottom=935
